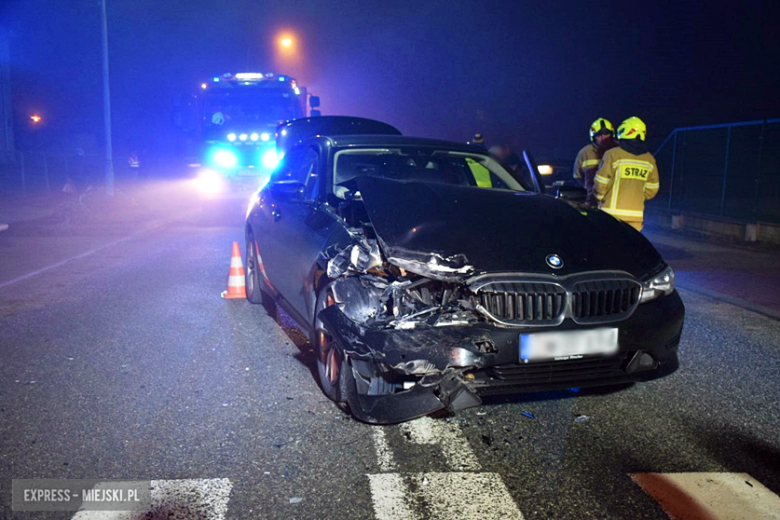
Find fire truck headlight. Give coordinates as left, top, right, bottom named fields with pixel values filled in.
left=239, top=133, right=248, bottom=141
left=261, top=132, right=270, bottom=142
left=196, top=170, right=224, bottom=195
left=250, top=133, right=259, bottom=142
left=262, top=149, right=280, bottom=170
left=213, top=149, right=238, bottom=169
left=227, top=133, right=237, bottom=142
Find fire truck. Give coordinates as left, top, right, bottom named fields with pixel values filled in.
left=189, top=72, right=320, bottom=197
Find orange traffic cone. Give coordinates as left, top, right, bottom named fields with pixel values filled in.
left=221, top=241, right=247, bottom=299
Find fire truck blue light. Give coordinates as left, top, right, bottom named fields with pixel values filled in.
left=262, top=149, right=280, bottom=170
left=212, top=149, right=238, bottom=168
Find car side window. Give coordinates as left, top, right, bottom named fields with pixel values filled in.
left=302, top=148, right=321, bottom=200
left=271, top=148, right=306, bottom=183
left=270, top=146, right=319, bottom=194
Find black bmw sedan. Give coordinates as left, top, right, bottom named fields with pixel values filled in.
left=244, top=118, right=684, bottom=424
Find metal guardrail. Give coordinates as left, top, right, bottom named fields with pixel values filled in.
left=650, top=118, right=780, bottom=223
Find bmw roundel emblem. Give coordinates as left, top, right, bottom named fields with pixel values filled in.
left=546, top=254, right=563, bottom=269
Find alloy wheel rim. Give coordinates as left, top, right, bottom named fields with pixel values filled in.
left=317, top=293, right=339, bottom=386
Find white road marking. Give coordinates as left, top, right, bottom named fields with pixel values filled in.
left=368, top=472, right=525, bottom=520
left=369, top=417, right=524, bottom=519
left=401, top=416, right=481, bottom=470
left=367, top=474, right=418, bottom=520
left=372, top=427, right=396, bottom=471
left=71, top=478, right=233, bottom=520
left=631, top=472, right=780, bottom=520
left=0, top=234, right=137, bottom=291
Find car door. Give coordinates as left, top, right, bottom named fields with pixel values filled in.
left=522, top=150, right=547, bottom=194
left=252, top=145, right=330, bottom=325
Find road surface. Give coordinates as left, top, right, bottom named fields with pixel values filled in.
left=1, top=184, right=779, bottom=519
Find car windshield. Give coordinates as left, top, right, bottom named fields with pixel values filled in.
left=332, top=148, right=527, bottom=198
left=203, top=90, right=298, bottom=126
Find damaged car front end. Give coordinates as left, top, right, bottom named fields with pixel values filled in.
left=312, top=176, right=682, bottom=424
left=318, top=242, right=682, bottom=424
left=246, top=131, right=684, bottom=424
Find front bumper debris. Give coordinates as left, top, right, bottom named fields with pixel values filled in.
left=319, top=291, right=685, bottom=424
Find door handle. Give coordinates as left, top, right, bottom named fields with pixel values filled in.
left=273, top=209, right=282, bottom=221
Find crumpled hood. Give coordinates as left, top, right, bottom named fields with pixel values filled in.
left=356, top=177, right=662, bottom=280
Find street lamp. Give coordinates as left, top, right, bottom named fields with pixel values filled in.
left=30, top=115, right=42, bottom=124
left=280, top=37, right=293, bottom=49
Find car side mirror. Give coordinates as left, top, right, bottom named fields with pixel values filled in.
left=269, top=179, right=307, bottom=202
left=309, top=96, right=321, bottom=108
left=554, top=185, right=587, bottom=203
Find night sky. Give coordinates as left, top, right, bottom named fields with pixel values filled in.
left=4, top=0, right=780, bottom=158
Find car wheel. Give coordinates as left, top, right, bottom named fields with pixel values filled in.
left=314, top=284, right=350, bottom=403
left=245, top=236, right=263, bottom=304
left=245, top=234, right=279, bottom=322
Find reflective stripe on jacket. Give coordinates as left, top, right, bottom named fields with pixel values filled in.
left=594, top=147, right=660, bottom=223
left=573, top=144, right=601, bottom=181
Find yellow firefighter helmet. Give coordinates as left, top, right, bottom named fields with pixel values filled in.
left=589, top=118, right=614, bottom=142
left=617, top=117, right=647, bottom=141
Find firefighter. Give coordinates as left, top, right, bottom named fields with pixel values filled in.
left=574, top=118, right=617, bottom=205
left=594, top=117, right=660, bottom=231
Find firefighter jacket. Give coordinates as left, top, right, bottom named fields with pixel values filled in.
left=594, top=143, right=660, bottom=224
left=574, top=141, right=616, bottom=204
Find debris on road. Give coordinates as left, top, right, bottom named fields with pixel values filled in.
left=574, top=415, right=590, bottom=423
left=289, top=497, right=303, bottom=504
left=521, top=411, right=535, bottom=419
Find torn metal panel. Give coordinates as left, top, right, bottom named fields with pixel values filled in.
left=385, top=247, right=475, bottom=281
left=325, top=237, right=382, bottom=278
left=330, top=276, right=386, bottom=324
left=318, top=305, right=495, bottom=372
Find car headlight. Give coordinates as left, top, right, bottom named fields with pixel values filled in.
left=639, top=265, right=675, bottom=303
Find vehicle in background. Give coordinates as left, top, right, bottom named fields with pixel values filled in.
left=181, top=72, right=320, bottom=198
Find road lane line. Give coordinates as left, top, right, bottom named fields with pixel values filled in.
left=367, top=473, right=420, bottom=520
left=71, top=478, right=234, bottom=520
left=631, top=472, right=780, bottom=520
left=0, top=208, right=199, bottom=291
left=368, top=472, right=524, bottom=520
left=0, top=234, right=137, bottom=290
left=372, top=427, right=396, bottom=472
left=369, top=417, right=525, bottom=519
left=401, top=416, right=481, bottom=471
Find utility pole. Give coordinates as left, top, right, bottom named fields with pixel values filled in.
left=100, top=0, right=114, bottom=196
left=0, top=33, right=14, bottom=163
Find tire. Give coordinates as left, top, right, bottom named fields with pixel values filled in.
left=245, top=236, right=264, bottom=304
left=314, top=283, right=351, bottom=403
left=245, top=234, right=279, bottom=322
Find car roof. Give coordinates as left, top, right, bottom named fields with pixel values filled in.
left=308, top=134, right=490, bottom=154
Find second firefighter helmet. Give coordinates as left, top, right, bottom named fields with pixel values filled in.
left=589, top=118, right=614, bottom=142
left=617, top=117, right=647, bottom=141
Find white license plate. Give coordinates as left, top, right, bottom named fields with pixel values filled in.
left=519, top=328, right=618, bottom=362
